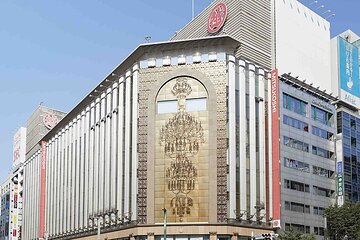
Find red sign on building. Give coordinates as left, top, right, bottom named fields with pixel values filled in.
left=271, top=69, right=281, bottom=228
left=207, top=3, right=227, bottom=34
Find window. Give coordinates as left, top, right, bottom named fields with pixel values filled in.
left=284, top=201, right=310, bottom=213
left=284, top=158, right=309, bottom=172
left=313, top=186, right=335, bottom=197
left=313, top=206, right=325, bottom=215
left=313, top=166, right=335, bottom=178
left=283, top=93, right=307, bottom=116
left=283, top=115, right=308, bottom=131
left=284, top=179, right=310, bottom=192
left=351, top=118, right=356, bottom=129
left=285, top=223, right=310, bottom=234
left=314, top=227, right=325, bottom=236
left=283, top=136, right=309, bottom=152
left=351, top=137, right=357, bottom=147
left=311, top=105, right=332, bottom=126
left=312, top=126, right=333, bottom=140
left=312, top=146, right=334, bottom=159
left=186, top=98, right=207, bottom=112
left=157, top=100, right=178, bottom=114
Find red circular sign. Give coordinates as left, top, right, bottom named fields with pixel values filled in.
left=43, top=113, right=59, bottom=130
left=207, top=3, right=227, bottom=34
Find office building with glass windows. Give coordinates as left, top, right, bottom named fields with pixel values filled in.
left=278, top=74, right=337, bottom=239
left=336, top=109, right=360, bottom=204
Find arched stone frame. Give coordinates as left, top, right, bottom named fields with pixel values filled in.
left=146, top=68, right=218, bottom=224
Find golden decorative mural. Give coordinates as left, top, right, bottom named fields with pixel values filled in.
left=155, top=76, right=209, bottom=223
left=160, top=78, right=205, bottom=221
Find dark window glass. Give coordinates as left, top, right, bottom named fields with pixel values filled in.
left=312, top=126, right=333, bottom=140
left=283, top=93, right=307, bottom=116
left=311, top=105, right=332, bottom=126
left=284, top=158, right=310, bottom=172
left=283, top=136, right=309, bottom=152
left=283, top=115, right=308, bottom=131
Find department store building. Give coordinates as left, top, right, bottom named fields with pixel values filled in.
left=22, top=0, right=290, bottom=239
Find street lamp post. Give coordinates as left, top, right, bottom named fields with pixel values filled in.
left=163, top=208, right=167, bottom=240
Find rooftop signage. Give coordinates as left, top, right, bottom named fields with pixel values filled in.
left=338, top=37, right=360, bottom=108
left=207, top=3, right=227, bottom=34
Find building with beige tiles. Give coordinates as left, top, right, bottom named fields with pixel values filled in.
left=21, top=1, right=286, bottom=239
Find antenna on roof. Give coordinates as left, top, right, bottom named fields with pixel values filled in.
left=316, top=5, right=324, bottom=10
left=322, top=10, right=331, bottom=15
left=309, top=1, right=318, bottom=6
left=326, top=14, right=335, bottom=20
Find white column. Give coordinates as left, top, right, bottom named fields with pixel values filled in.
left=80, top=111, right=86, bottom=228
left=75, top=114, right=81, bottom=230
left=50, top=138, right=55, bottom=235
left=117, top=77, right=125, bottom=220
left=105, top=88, right=112, bottom=212
left=29, top=160, right=32, bottom=238
left=60, top=129, right=66, bottom=234
left=111, top=82, right=119, bottom=210
left=124, top=70, right=132, bottom=218
left=258, top=69, right=266, bottom=220
left=71, top=119, right=77, bottom=231
left=228, top=55, right=237, bottom=219
left=99, top=93, right=106, bottom=214
left=65, top=126, right=70, bottom=233
left=238, top=60, right=247, bottom=219
left=267, top=72, right=273, bottom=220
left=249, top=64, right=257, bottom=218
left=67, top=123, right=73, bottom=232
left=94, top=98, right=101, bottom=216
left=84, top=106, right=90, bottom=227
left=56, top=134, right=62, bottom=234
left=131, top=64, right=139, bottom=220
left=89, top=102, right=95, bottom=217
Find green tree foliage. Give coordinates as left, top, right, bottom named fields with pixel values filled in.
left=325, top=202, right=360, bottom=240
left=277, top=230, right=315, bottom=240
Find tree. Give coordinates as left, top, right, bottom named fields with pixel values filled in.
left=277, top=230, right=315, bottom=240
left=325, top=202, right=360, bottom=240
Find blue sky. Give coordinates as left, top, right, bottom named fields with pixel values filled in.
left=0, top=0, right=359, bottom=183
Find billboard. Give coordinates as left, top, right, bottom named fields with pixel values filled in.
left=338, top=37, right=360, bottom=108
left=13, top=127, right=27, bottom=168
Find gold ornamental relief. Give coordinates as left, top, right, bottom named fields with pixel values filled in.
left=159, top=77, right=205, bottom=222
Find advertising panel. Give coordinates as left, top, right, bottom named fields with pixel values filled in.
left=13, top=127, right=27, bottom=168
left=338, top=37, right=360, bottom=108
left=271, top=69, right=281, bottom=228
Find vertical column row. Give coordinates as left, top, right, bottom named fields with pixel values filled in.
left=111, top=82, right=119, bottom=211
left=131, top=64, right=139, bottom=220
left=248, top=64, right=257, bottom=218
left=117, top=77, right=125, bottom=219
left=84, top=106, right=91, bottom=228
left=258, top=69, right=266, bottom=221
left=227, top=55, right=237, bottom=219
left=124, top=70, right=132, bottom=218
left=238, top=60, right=247, bottom=220
left=104, top=88, right=112, bottom=213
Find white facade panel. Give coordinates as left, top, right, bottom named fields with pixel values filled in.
left=275, top=0, right=332, bottom=93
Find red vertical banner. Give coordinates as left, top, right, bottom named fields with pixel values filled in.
left=39, top=141, right=47, bottom=238
left=270, top=69, right=281, bottom=228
